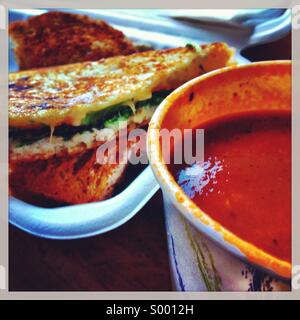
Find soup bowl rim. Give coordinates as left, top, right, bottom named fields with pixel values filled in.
left=147, top=60, right=291, bottom=279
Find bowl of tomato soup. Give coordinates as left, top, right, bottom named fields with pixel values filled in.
left=147, top=61, right=291, bottom=291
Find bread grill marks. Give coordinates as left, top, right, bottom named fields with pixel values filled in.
left=9, top=11, right=136, bottom=70
left=9, top=136, right=138, bottom=204
left=9, top=43, right=235, bottom=129
left=8, top=40, right=235, bottom=204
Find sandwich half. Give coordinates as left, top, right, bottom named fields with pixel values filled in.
left=9, top=43, right=235, bottom=204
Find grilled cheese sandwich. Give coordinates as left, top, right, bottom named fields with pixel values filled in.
left=9, top=43, right=235, bottom=163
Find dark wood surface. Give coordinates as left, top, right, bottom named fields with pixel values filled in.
left=10, top=191, right=171, bottom=291
left=9, top=34, right=291, bottom=291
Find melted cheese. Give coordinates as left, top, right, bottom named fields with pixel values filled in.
left=10, top=106, right=156, bottom=162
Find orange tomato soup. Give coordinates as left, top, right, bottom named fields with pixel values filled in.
left=168, top=111, right=291, bottom=262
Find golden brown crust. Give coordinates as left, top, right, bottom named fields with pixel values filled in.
left=9, top=140, right=137, bottom=204
left=9, top=42, right=235, bottom=129
left=8, top=38, right=236, bottom=204
left=9, top=11, right=136, bottom=70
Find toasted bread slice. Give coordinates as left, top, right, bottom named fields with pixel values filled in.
left=9, top=42, right=235, bottom=163
left=9, top=11, right=136, bottom=70
left=10, top=137, right=139, bottom=204
left=9, top=43, right=235, bottom=129
left=10, top=149, right=126, bottom=204
left=9, top=42, right=236, bottom=204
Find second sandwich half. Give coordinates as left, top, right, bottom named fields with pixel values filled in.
left=9, top=43, right=235, bottom=204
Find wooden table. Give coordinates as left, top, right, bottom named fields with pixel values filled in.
left=9, top=35, right=291, bottom=291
